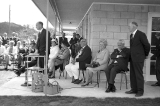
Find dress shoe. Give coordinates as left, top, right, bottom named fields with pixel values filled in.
left=4, top=67, right=8, bottom=71
left=125, top=90, right=137, bottom=94
left=14, top=70, right=21, bottom=76
left=112, top=85, right=116, bottom=92
left=71, top=79, right=78, bottom=83
left=21, top=82, right=31, bottom=86
left=135, top=93, right=143, bottom=97
left=105, top=86, right=112, bottom=93
left=151, top=82, right=160, bottom=86
left=74, top=79, right=82, bottom=84
left=81, top=82, right=91, bottom=87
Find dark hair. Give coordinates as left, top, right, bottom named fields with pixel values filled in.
left=132, top=21, right=138, bottom=27
left=61, top=41, right=69, bottom=47
left=38, top=21, right=43, bottom=27
left=30, top=40, right=36, bottom=45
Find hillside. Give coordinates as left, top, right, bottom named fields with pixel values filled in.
left=0, top=22, right=24, bottom=34
left=0, top=22, right=37, bottom=37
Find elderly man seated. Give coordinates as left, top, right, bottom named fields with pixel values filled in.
left=83, top=39, right=110, bottom=86
left=104, top=39, right=130, bottom=93
left=48, top=41, right=70, bottom=78
left=4, top=40, right=17, bottom=70
left=65, top=39, right=92, bottom=84
left=0, top=40, right=5, bottom=64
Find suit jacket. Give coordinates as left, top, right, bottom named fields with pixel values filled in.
left=59, top=37, right=69, bottom=48
left=69, top=38, right=78, bottom=45
left=36, top=28, right=51, bottom=55
left=111, top=48, right=130, bottom=71
left=130, top=30, right=150, bottom=62
left=2, top=37, right=9, bottom=45
left=76, top=45, right=92, bottom=70
left=155, top=38, right=160, bottom=57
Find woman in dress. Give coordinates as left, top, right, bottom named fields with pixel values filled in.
left=82, top=39, right=110, bottom=86
left=48, top=39, right=59, bottom=78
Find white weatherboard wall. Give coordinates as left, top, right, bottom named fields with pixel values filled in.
left=77, top=3, right=160, bottom=74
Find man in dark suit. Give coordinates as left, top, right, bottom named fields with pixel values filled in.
left=105, top=40, right=130, bottom=93
left=125, top=22, right=150, bottom=97
left=69, top=33, right=78, bottom=58
left=73, top=39, right=92, bottom=84
left=14, top=21, right=51, bottom=86
left=36, top=21, right=51, bottom=68
left=76, top=34, right=83, bottom=42
left=59, top=32, right=69, bottom=48
left=151, top=33, right=160, bottom=86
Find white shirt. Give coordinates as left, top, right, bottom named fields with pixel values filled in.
left=132, top=29, right=137, bottom=38
left=49, top=45, right=59, bottom=59
left=5, top=46, right=17, bottom=55
left=39, top=28, right=44, bottom=33
left=0, top=45, right=5, bottom=55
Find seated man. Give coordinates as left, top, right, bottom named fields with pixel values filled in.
left=105, top=39, right=130, bottom=93
left=4, top=40, right=17, bottom=70
left=48, top=41, right=70, bottom=78
left=65, top=39, right=92, bottom=84
left=0, top=40, right=5, bottom=64
left=65, top=46, right=82, bottom=83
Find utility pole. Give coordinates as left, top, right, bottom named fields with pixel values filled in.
left=9, top=5, right=11, bottom=36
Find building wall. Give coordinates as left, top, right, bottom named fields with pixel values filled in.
left=78, top=3, right=160, bottom=74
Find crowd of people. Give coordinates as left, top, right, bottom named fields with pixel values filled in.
left=0, top=32, right=36, bottom=70
left=2, top=21, right=159, bottom=97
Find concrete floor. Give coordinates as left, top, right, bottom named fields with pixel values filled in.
left=0, top=70, right=160, bottom=98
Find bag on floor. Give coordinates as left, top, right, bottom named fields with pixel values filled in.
left=32, top=73, right=44, bottom=92
left=43, top=81, right=62, bottom=95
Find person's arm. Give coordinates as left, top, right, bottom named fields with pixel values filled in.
left=60, top=48, right=70, bottom=59
left=140, top=32, right=151, bottom=56
left=111, top=49, right=118, bottom=59
left=69, top=38, right=73, bottom=45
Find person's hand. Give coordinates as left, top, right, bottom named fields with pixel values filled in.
left=118, top=48, right=122, bottom=52
left=117, top=55, right=122, bottom=58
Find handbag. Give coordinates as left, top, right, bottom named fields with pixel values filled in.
left=43, top=81, right=62, bottom=95
left=32, top=73, right=44, bottom=92
left=86, top=61, right=100, bottom=68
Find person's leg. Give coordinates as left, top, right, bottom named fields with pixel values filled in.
left=17, top=54, right=22, bottom=68
left=133, top=62, right=144, bottom=95
left=71, top=62, right=79, bottom=80
left=65, top=64, right=74, bottom=77
left=14, top=59, right=37, bottom=76
left=4, top=55, right=9, bottom=70
left=81, top=69, right=89, bottom=86
left=156, top=57, right=160, bottom=85
left=129, top=61, right=138, bottom=92
left=106, top=65, right=122, bottom=92
left=104, top=64, right=113, bottom=85
left=39, top=52, right=45, bottom=68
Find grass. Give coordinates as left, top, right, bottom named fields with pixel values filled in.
left=0, top=96, right=160, bottom=106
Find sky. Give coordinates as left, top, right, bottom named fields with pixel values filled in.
left=0, top=0, right=53, bottom=29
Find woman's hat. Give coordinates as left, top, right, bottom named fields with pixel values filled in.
left=51, top=39, right=58, bottom=45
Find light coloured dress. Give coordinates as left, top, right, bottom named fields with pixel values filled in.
left=48, top=45, right=59, bottom=68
